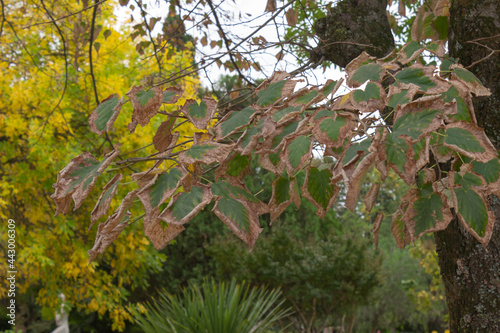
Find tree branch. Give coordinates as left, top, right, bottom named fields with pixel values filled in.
left=207, top=0, right=255, bottom=87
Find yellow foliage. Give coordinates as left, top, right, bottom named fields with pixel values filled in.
left=0, top=0, right=200, bottom=330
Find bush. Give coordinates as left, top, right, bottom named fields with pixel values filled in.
left=132, top=279, right=291, bottom=333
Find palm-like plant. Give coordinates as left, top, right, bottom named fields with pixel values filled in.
left=132, top=279, right=292, bottom=333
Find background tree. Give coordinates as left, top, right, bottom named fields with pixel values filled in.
left=0, top=0, right=200, bottom=330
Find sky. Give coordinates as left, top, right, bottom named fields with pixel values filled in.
left=114, top=0, right=344, bottom=89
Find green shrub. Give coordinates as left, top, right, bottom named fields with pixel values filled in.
left=132, top=279, right=291, bottom=333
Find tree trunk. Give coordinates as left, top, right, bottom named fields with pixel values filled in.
left=434, top=0, right=500, bottom=331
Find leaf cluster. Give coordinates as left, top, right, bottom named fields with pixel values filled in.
left=53, top=40, right=500, bottom=262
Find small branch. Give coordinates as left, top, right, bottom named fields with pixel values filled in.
left=469, top=33, right=500, bottom=43
left=89, top=0, right=100, bottom=105
left=22, top=0, right=108, bottom=29
left=0, top=0, right=5, bottom=39
left=154, top=0, right=298, bottom=87
left=207, top=0, right=255, bottom=87
left=32, top=1, right=69, bottom=148
left=136, top=0, right=162, bottom=76
left=115, top=156, right=173, bottom=165
left=466, top=40, right=498, bottom=69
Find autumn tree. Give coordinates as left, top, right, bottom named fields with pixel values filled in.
left=0, top=0, right=200, bottom=330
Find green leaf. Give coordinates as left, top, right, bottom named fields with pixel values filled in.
left=170, top=186, right=206, bottom=221
left=271, top=122, right=299, bottom=150
left=216, top=197, right=249, bottom=231
left=150, top=169, right=183, bottom=208
left=220, top=107, right=257, bottom=137
left=343, top=138, right=371, bottom=165
left=472, top=159, right=500, bottom=184
left=67, top=158, right=101, bottom=194
left=385, top=134, right=407, bottom=171
left=306, top=168, right=336, bottom=210
left=453, top=67, right=482, bottom=84
left=188, top=100, right=208, bottom=120
left=226, top=154, right=250, bottom=177
left=445, top=127, right=485, bottom=153
left=318, top=117, right=347, bottom=141
left=454, top=187, right=488, bottom=237
left=93, top=96, right=120, bottom=131
left=392, top=108, right=438, bottom=140
left=454, top=97, right=471, bottom=122
left=395, top=67, right=436, bottom=91
left=295, top=89, right=319, bottom=104
left=454, top=172, right=482, bottom=189
left=404, top=41, right=423, bottom=59
left=257, top=80, right=286, bottom=106
left=185, top=144, right=218, bottom=160
left=413, top=184, right=444, bottom=235
left=275, top=177, right=291, bottom=204
left=441, top=86, right=459, bottom=103
left=352, top=82, right=380, bottom=102
left=314, top=109, right=336, bottom=120
left=388, top=90, right=410, bottom=109
left=288, top=136, right=311, bottom=169
left=136, top=88, right=156, bottom=107
left=322, top=80, right=338, bottom=96
left=351, top=63, right=384, bottom=85
left=163, top=91, right=178, bottom=103
left=211, top=180, right=258, bottom=202
left=272, top=106, right=301, bottom=122
left=440, top=58, right=456, bottom=73
left=241, top=119, right=264, bottom=150
left=432, top=16, right=448, bottom=40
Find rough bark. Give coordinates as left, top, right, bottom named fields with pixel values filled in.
left=312, top=0, right=394, bottom=67
left=434, top=0, right=500, bottom=331
left=312, top=0, right=500, bottom=331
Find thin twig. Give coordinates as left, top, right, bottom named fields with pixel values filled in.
left=22, top=0, right=108, bottom=29
left=0, top=0, right=5, bottom=39
left=89, top=0, right=99, bottom=105
left=136, top=0, right=162, bottom=76
left=154, top=0, right=298, bottom=87
left=207, top=0, right=255, bottom=87
left=31, top=1, right=69, bottom=148
left=466, top=40, right=498, bottom=69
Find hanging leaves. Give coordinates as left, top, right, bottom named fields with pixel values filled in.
left=87, top=189, right=138, bottom=263
left=54, top=40, right=500, bottom=260
left=52, top=151, right=119, bottom=216
left=90, top=174, right=123, bottom=227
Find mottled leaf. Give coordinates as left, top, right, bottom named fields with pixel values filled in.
left=52, top=151, right=119, bottom=216
left=90, top=174, right=122, bottom=228
left=452, top=67, right=490, bottom=96
left=352, top=82, right=380, bottom=102
left=444, top=122, right=497, bottom=162
left=349, top=63, right=384, bottom=87
left=159, top=184, right=212, bottom=225
left=395, top=67, right=436, bottom=92
left=179, top=142, right=234, bottom=165
left=285, top=136, right=312, bottom=175
left=472, top=159, right=500, bottom=184
left=216, top=107, right=257, bottom=139
left=412, top=183, right=452, bottom=237
left=302, top=167, right=340, bottom=217
left=181, top=97, right=217, bottom=130
left=89, top=94, right=124, bottom=135
left=88, top=189, right=138, bottom=263
left=163, top=87, right=183, bottom=104
left=127, top=85, right=163, bottom=127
